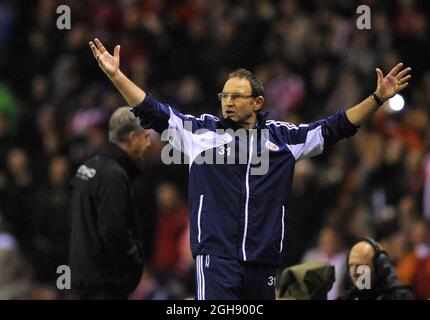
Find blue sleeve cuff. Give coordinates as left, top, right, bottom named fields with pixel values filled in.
left=321, top=110, right=358, bottom=147
left=130, top=94, right=159, bottom=118
left=340, top=109, right=360, bottom=133
left=129, top=94, right=170, bottom=133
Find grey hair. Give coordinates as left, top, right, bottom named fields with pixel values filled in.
left=108, top=107, right=142, bottom=144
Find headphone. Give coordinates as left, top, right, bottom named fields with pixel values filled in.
left=346, top=237, right=391, bottom=281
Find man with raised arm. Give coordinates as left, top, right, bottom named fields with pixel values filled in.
left=89, top=38, right=411, bottom=300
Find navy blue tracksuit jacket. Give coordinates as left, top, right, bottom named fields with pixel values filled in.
left=131, top=94, right=357, bottom=267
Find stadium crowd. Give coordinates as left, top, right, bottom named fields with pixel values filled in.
left=0, top=0, right=429, bottom=299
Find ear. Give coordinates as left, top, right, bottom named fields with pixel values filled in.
left=127, top=131, right=138, bottom=145
left=253, top=96, right=264, bottom=112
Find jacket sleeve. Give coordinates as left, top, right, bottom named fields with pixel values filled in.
left=130, top=94, right=220, bottom=156
left=271, top=110, right=358, bottom=161
left=96, top=169, right=141, bottom=262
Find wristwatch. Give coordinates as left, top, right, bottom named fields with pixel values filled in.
left=371, top=92, right=384, bottom=106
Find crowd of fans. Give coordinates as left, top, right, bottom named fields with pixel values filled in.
left=0, top=0, right=429, bottom=299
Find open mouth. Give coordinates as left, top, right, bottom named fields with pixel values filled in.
left=225, top=110, right=235, bottom=116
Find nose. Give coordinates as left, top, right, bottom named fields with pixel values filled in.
left=224, top=98, right=234, bottom=107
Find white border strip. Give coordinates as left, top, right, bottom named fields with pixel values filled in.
left=197, top=195, right=204, bottom=243
left=280, top=206, right=285, bottom=252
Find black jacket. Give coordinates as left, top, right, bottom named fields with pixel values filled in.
left=68, top=142, right=143, bottom=294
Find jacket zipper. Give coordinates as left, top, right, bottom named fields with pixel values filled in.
left=242, top=132, right=254, bottom=261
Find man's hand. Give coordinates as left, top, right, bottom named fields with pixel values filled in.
left=88, top=38, right=146, bottom=106
left=89, top=38, right=120, bottom=79
left=375, top=63, right=411, bottom=102
left=346, top=63, right=412, bottom=126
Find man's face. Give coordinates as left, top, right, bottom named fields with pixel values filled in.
left=348, top=242, right=376, bottom=287
left=128, top=129, right=151, bottom=163
left=220, top=77, right=262, bottom=127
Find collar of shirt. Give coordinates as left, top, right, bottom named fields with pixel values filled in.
left=219, top=111, right=270, bottom=130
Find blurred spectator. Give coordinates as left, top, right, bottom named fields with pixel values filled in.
left=396, top=220, right=430, bottom=299
left=1, top=148, right=38, bottom=261
left=0, top=231, right=30, bottom=300
left=346, top=204, right=374, bottom=241
left=29, top=156, right=71, bottom=288
left=302, top=225, right=347, bottom=300
left=363, top=139, right=406, bottom=222
left=0, top=114, right=13, bottom=167
left=379, top=231, right=409, bottom=267
left=151, top=182, right=189, bottom=275
left=265, top=62, right=305, bottom=119
left=0, top=82, right=18, bottom=125
left=339, top=237, right=415, bottom=300
left=326, top=70, right=362, bottom=115
left=344, top=32, right=376, bottom=77
left=423, top=153, right=430, bottom=220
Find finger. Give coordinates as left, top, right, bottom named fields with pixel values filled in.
left=398, top=75, right=411, bottom=85
left=114, top=45, right=120, bottom=60
left=89, top=41, right=101, bottom=59
left=387, top=74, right=397, bottom=84
left=387, top=62, right=403, bottom=77
left=94, top=38, right=107, bottom=53
left=375, top=68, right=384, bottom=83
left=396, top=67, right=411, bottom=79
left=398, top=82, right=409, bottom=91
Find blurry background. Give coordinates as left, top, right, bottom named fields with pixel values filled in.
left=0, top=0, right=429, bottom=300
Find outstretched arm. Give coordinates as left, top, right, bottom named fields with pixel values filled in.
left=346, top=63, right=411, bottom=127
left=89, top=38, right=146, bottom=107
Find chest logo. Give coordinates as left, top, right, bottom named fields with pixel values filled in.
left=265, top=140, right=279, bottom=151
left=76, top=165, right=96, bottom=180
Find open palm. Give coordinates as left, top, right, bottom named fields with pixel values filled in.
left=89, top=38, right=120, bottom=78
left=375, top=63, right=411, bottom=101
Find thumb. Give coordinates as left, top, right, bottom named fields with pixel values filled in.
left=114, top=45, right=120, bottom=60
left=375, top=68, right=383, bottom=84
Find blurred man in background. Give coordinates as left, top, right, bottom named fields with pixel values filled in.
left=68, top=107, right=151, bottom=300
left=339, top=237, right=415, bottom=300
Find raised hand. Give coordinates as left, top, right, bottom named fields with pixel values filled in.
left=375, top=63, right=411, bottom=102
left=89, top=38, right=120, bottom=79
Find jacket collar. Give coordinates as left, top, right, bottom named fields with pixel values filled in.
left=219, top=111, right=270, bottom=130
left=100, top=142, right=140, bottom=180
